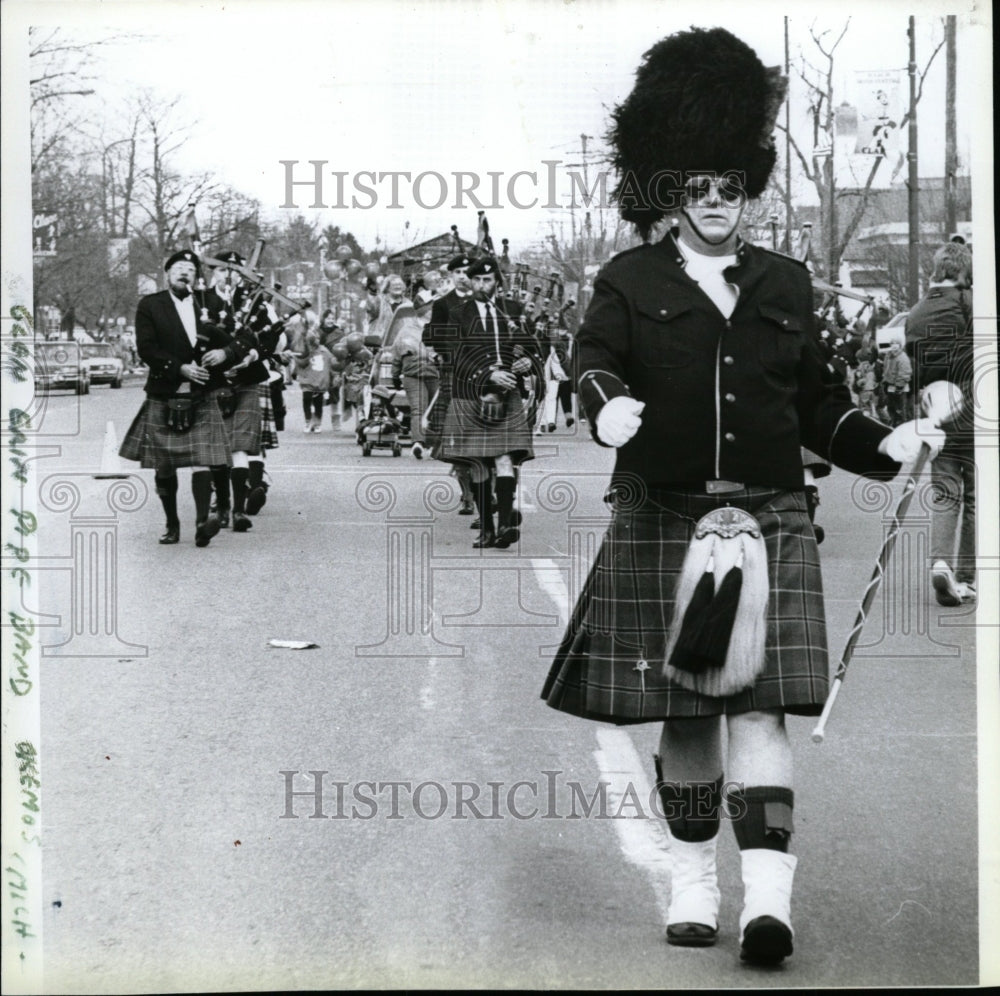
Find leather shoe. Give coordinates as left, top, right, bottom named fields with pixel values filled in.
left=158, top=525, right=180, bottom=545
left=472, top=532, right=496, bottom=549
left=666, top=922, right=718, bottom=948
left=245, top=485, right=267, bottom=516
left=195, top=515, right=220, bottom=548
left=216, top=507, right=231, bottom=529
left=232, top=513, right=253, bottom=532
left=494, top=526, right=520, bottom=549
left=458, top=499, right=475, bottom=516
left=740, top=916, right=793, bottom=966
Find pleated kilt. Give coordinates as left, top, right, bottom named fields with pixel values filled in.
left=259, top=383, right=279, bottom=449
left=541, top=486, right=828, bottom=722
left=119, top=393, right=232, bottom=469
left=221, top=383, right=263, bottom=455
left=436, top=392, right=535, bottom=464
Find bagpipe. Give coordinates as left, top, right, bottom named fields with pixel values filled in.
left=181, top=204, right=314, bottom=364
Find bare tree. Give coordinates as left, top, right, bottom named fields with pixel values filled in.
left=779, top=18, right=945, bottom=281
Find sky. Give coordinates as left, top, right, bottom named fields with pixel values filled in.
left=4, top=0, right=993, bottom=257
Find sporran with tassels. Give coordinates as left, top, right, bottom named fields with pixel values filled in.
left=663, top=506, right=769, bottom=697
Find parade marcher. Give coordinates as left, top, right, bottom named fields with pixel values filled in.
left=424, top=253, right=478, bottom=516
left=208, top=251, right=272, bottom=532
left=295, top=331, right=336, bottom=432
left=119, top=249, right=255, bottom=547
left=540, top=27, right=944, bottom=967
left=424, top=256, right=543, bottom=548
left=906, top=241, right=975, bottom=605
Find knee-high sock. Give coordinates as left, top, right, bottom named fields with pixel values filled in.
left=231, top=466, right=250, bottom=514
left=191, top=469, right=214, bottom=522
left=495, top=474, right=516, bottom=530
left=248, top=459, right=264, bottom=488
left=473, top=477, right=494, bottom=535
left=728, top=786, right=794, bottom=852
left=212, top=466, right=231, bottom=511
left=154, top=473, right=179, bottom=528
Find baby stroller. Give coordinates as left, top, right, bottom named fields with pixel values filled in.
left=358, top=384, right=405, bottom=457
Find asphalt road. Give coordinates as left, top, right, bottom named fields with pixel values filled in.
left=31, top=381, right=982, bottom=991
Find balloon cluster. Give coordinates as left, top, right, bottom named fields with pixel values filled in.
left=329, top=331, right=372, bottom=372
left=323, top=243, right=382, bottom=282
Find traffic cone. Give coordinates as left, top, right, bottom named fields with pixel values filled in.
left=94, top=420, right=130, bottom=479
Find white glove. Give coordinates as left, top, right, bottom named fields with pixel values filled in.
left=596, top=396, right=645, bottom=447
left=880, top=418, right=947, bottom=463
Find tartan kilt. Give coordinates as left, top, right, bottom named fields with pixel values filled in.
left=119, top=394, right=232, bottom=469
left=541, top=487, right=828, bottom=722
left=222, top=384, right=263, bottom=455
left=259, top=383, right=279, bottom=449
left=436, top=392, right=535, bottom=464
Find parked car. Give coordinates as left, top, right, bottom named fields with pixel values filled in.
left=80, top=342, right=124, bottom=388
left=35, top=341, right=90, bottom=394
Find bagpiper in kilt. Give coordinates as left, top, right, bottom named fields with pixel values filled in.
left=537, top=27, right=940, bottom=967
left=205, top=251, right=283, bottom=530
left=423, top=255, right=544, bottom=549
left=119, top=249, right=257, bottom=547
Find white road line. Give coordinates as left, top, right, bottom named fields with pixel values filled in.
left=419, top=657, right=438, bottom=711
left=531, top=558, right=570, bottom=628
left=594, top=728, right=674, bottom=929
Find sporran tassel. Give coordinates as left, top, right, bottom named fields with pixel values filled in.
left=664, top=509, right=769, bottom=697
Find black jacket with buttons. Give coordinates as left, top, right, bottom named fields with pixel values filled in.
left=575, top=233, right=900, bottom=490
left=136, top=288, right=255, bottom=398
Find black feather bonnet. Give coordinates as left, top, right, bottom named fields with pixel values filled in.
left=608, top=27, right=787, bottom=239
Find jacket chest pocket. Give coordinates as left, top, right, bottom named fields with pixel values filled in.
left=757, top=304, right=804, bottom=375
left=634, top=299, right=700, bottom=368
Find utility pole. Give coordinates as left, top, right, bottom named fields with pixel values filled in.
left=944, top=15, right=958, bottom=239
left=907, top=16, right=920, bottom=303
left=784, top=16, right=792, bottom=253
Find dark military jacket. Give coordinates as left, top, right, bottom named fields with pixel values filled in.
left=576, top=233, right=900, bottom=490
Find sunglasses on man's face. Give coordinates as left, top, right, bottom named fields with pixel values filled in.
left=683, top=176, right=746, bottom=207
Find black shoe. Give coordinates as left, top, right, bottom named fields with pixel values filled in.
left=159, top=525, right=180, bottom=545
left=245, top=485, right=268, bottom=516
left=470, top=517, right=481, bottom=530
left=740, top=916, right=793, bottom=966
left=232, top=512, right=253, bottom=532
left=472, top=532, right=496, bottom=549
left=547, top=423, right=556, bottom=433
left=566, top=416, right=575, bottom=428
left=666, top=922, right=718, bottom=948
left=195, top=515, right=220, bottom=548
left=216, top=507, right=231, bottom=529
left=458, top=499, right=475, bottom=516
left=494, top=526, right=520, bottom=549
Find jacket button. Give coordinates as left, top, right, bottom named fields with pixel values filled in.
left=724, top=432, right=736, bottom=443
left=725, top=320, right=732, bottom=329
left=725, top=393, right=735, bottom=403
left=723, top=355, right=734, bottom=365
left=660, top=309, right=667, bottom=316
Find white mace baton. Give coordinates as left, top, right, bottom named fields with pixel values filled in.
left=812, top=381, right=964, bottom=743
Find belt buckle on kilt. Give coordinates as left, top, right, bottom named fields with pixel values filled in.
left=705, top=479, right=744, bottom=494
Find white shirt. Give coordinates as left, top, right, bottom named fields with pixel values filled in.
left=170, top=291, right=199, bottom=346
left=678, top=243, right=739, bottom=319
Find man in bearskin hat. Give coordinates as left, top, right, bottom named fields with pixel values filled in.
left=119, top=250, right=257, bottom=547
left=424, top=256, right=544, bottom=548
left=540, top=27, right=945, bottom=965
